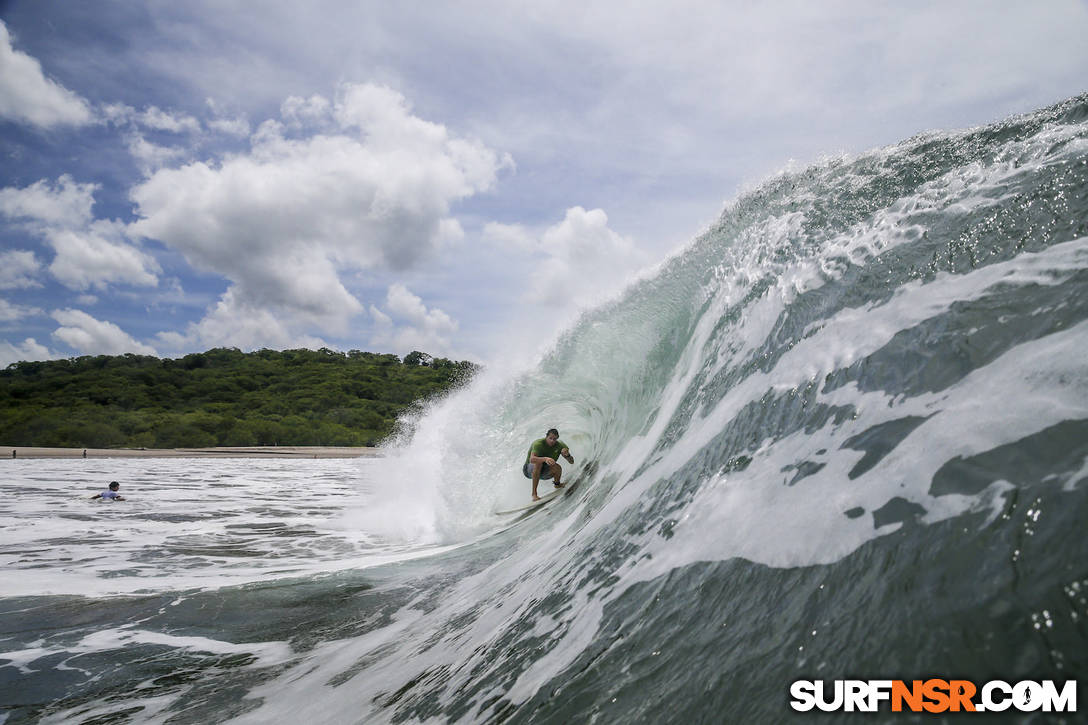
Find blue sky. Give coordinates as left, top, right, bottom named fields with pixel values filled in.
left=1, top=1, right=1086, bottom=365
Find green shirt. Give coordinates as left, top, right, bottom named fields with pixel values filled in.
left=526, top=438, right=568, bottom=464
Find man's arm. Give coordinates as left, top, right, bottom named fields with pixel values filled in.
left=560, top=447, right=574, bottom=463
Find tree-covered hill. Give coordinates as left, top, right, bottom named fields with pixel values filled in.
left=0, top=348, right=479, bottom=448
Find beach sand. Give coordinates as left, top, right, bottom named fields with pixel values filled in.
left=1, top=446, right=379, bottom=459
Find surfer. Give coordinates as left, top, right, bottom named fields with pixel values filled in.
left=524, top=428, right=574, bottom=501
left=91, top=481, right=125, bottom=501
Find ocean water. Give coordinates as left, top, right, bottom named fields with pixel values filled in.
left=2, top=94, right=1088, bottom=723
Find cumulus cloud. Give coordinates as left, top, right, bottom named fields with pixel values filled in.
left=0, top=337, right=53, bottom=367
left=0, top=175, right=95, bottom=228
left=128, top=82, right=511, bottom=332
left=492, top=206, right=650, bottom=310
left=0, top=21, right=92, bottom=128
left=50, top=309, right=156, bottom=356
left=47, top=220, right=160, bottom=290
left=369, top=284, right=458, bottom=356
left=154, top=287, right=328, bottom=355
left=0, top=250, right=42, bottom=289
left=0, top=176, right=159, bottom=290
left=281, top=93, right=332, bottom=128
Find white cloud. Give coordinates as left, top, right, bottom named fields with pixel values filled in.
left=0, top=175, right=95, bottom=228
left=483, top=221, right=536, bottom=251
left=101, top=102, right=202, bottom=135
left=476, top=208, right=654, bottom=352
left=208, top=116, right=250, bottom=137
left=50, top=309, right=156, bottom=356
left=281, top=93, right=332, bottom=128
left=126, top=133, right=188, bottom=172
left=385, top=284, right=455, bottom=329
left=369, top=284, right=458, bottom=356
left=0, top=298, right=42, bottom=322
left=0, top=337, right=53, bottom=367
left=129, top=82, right=510, bottom=333
left=205, top=98, right=251, bottom=136
left=436, top=218, right=465, bottom=243
left=138, top=106, right=201, bottom=134
left=47, top=220, right=160, bottom=291
left=101, top=2, right=1088, bottom=199
left=101, top=102, right=136, bottom=125
left=99, top=105, right=198, bottom=170
left=473, top=1, right=1088, bottom=127
left=0, top=20, right=92, bottom=128
left=369, top=304, right=393, bottom=329
left=0, top=250, right=42, bottom=289
left=505, top=206, right=650, bottom=311
left=154, top=287, right=328, bottom=355
left=0, top=177, right=160, bottom=291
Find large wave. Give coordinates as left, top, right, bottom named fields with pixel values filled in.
left=243, top=93, right=1088, bottom=723
left=366, top=93, right=1088, bottom=552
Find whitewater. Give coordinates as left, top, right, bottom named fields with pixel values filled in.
left=2, top=94, right=1087, bottom=723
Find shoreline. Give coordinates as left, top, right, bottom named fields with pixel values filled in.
left=1, top=445, right=380, bottom=459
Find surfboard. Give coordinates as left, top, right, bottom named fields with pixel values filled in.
left=495, top=485, right=566, bottom=515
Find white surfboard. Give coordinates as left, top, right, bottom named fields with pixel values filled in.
left=495, top=486, right=565, bottom=515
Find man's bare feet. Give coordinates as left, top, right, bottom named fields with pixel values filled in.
left=532, top=494, right=541, bottom=501
left=553, top=481, right=564, bottom=489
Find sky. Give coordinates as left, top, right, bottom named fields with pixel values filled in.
left=1, top=1, right=1086, bottom=366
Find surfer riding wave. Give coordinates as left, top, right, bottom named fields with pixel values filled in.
left=523, top=428, right=574, bottom=501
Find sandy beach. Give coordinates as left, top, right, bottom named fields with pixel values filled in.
left=1, top=446, right=379, bottom=459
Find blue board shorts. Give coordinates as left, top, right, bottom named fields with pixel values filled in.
left=522, top=461, right=555, bottom=480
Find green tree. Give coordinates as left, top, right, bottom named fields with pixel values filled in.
left=0, top=348, right=478, bottom=449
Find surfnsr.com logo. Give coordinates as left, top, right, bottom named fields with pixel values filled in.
left=790, top=679, right=1077, bottom=713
